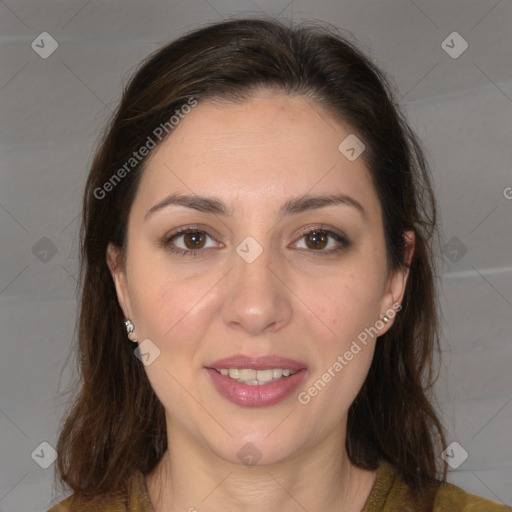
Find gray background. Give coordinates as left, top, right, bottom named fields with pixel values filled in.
left=0, top=1, right=511, bottom=510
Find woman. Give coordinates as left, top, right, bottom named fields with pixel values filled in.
left=48, top=18, right=510, bottom=512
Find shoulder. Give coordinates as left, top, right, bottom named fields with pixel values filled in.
left=47, top=471, right=154, bottom=512
left=47, top=495, right=74, bottom=512
left=363, top=460, right=511, bottom=512
left=433, top=481, right=512, bottom=512
left=46, top=493, right=126, bottom=512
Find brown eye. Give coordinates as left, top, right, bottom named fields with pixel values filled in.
left=304, top=230, right=329, bottom=250
left=163, top=228, right=219, bottom=255
left=292, top=227, right=350, bottom=255
left=182, top=231, right=206, bottom=249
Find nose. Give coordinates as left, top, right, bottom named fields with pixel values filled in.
left=220, top=239, right=293, bottom=337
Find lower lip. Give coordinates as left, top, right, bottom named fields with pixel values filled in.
left=206, top=368, right=308, bottom=407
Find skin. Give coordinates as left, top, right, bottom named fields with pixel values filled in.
left=107, top=89, right=415, bottom=512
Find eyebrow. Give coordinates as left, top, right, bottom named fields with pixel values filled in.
left=144, top=192, right=367, bottom=221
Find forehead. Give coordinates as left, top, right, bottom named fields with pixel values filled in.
left=134, top=91, right=379, bottom=220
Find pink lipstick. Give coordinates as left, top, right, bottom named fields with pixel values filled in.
left=206, top=355, right=308, bottom=407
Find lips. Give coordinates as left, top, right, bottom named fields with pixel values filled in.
left=207, top=355, right=307, bottom=371
left=205, top=354, right=308, bottom=407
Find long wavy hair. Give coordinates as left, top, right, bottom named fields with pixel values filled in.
left=54, top=17, right=447, bottom=504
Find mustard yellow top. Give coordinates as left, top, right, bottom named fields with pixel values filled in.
left=47, top=460, right=511, bottom=511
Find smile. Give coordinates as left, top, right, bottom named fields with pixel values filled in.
left=214, top=368, right=298, bottom=385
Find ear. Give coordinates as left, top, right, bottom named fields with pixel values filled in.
left=378, top=230, right=415, bottom=335
left=106, top=242, right=134, bottom=325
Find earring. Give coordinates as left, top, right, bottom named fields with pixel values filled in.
left=378, top=302, right=402, bottom=325
left=379, top=313, right=390, bottom=323
left=124, top=319, right=138, bottom=342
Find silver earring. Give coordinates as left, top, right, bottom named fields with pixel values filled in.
left=124, top=319, right=137, bottom=342
left=379, top=313, right=390, bottom=323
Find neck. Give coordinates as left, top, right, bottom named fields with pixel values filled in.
left=145, top=426, right=377, bottom=512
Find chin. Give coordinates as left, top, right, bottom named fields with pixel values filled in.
left=207, top=432, right=299, bottom=468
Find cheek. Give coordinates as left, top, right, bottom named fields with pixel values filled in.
left=300, top=268, right=383, bottom=347
left=129, top=270, right=218, bottom=408
left=127, top=255, right=220, bottom=348
left=296, top=265, right=385, bottom=414
left=297, top=277, right=380, bottom=419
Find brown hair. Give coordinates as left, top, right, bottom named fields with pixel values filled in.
left=54, top=17, right=447, bottom=504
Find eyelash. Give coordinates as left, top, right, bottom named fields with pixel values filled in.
left=161, top=225, right=350, bottom=257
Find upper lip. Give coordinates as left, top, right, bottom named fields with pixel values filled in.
left=206, top=355, right=307, bottom=371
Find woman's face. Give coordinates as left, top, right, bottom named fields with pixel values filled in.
left=108, top=90, right=412, bottom=466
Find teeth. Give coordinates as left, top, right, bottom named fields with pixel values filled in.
left=216, top=368, right=297, bottom=385
left=239, top=369, right=256, bottom=381
left=256, top=369, right=274, bottom=382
